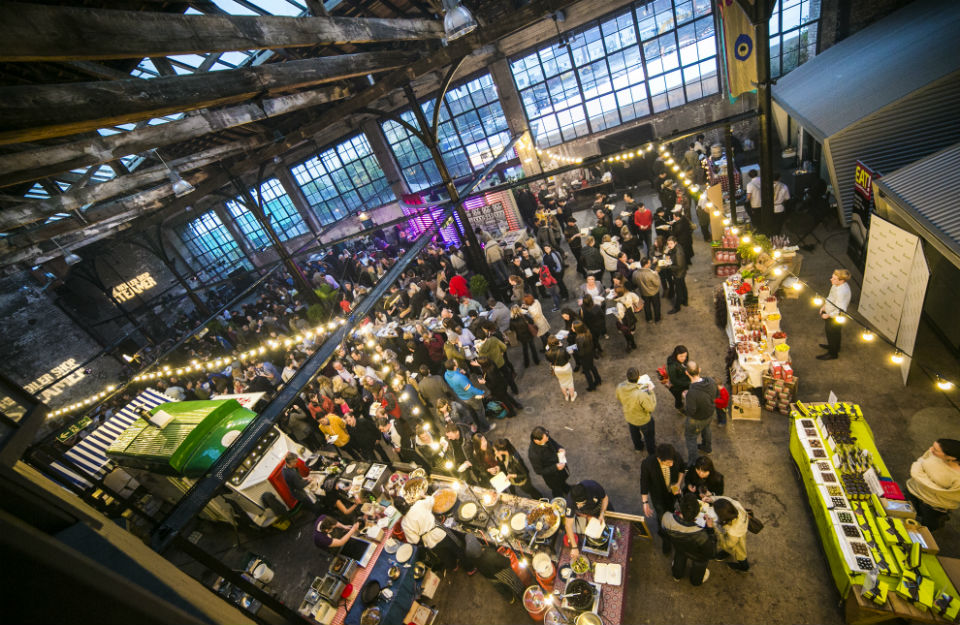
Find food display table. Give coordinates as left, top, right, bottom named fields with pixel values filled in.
left=723, top=282, right=785, bottom=388
left=555, top=517, right=634, bottom=625
left=790, top=401, right=960, bottom=624
left=343, top=543, right=419, bottom=625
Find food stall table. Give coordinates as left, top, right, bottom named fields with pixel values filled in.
left=342, top=543, right=419, bottom=625
left=790, top=402, right=960, bottom=624
left=554, top=517, right=634, bottom=625
left=723, top=282, right=772, bottom=388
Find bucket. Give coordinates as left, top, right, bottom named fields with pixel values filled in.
left=253, top=562, right=274, bottom=584
left=774, top=346, right=790, bottom=362
left=533, top=553, right=556, bottom=592
left=523, top=586, right=548, bottom=621
left=765, top=316, right=781, bottom=333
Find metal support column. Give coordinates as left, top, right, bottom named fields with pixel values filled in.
left=724, top=123, right=738, bottom=225
left=237, top=176, right=319, bottom=304
left=402, top=84, right=488, bottom=276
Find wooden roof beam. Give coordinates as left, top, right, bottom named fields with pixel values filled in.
left=0, top=2, right=443, bottom=61
left=0, top=135, right=266, bottom=232
left=0, top=51, right=412, bottom=144
left=0, top=84, right=352, bottom=188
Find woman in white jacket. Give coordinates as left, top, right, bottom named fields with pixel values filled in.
left=523, top=293, right=551, bottom=350
left=599, top=234, right=621, bottom=286
left=712, top=496, right=750, bottom=571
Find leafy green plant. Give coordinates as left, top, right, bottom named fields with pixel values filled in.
left=306, top=303, right=327, bottom=324
left=469, top=274, right=489, bottom=298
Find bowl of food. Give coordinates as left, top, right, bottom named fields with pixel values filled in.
left=571, top=555, right=590, bottom=575
left=431, top=488, right=457, bottom=514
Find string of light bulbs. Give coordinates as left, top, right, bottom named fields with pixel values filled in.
left=47, top=316, right=351, bottom=419
left=727, top=234, right=956, bottom=395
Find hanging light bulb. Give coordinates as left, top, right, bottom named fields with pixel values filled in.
left=835, top=314, right=846, bottom=324
left=812, top=296, right=824, bottom=306
left=772, top=266, right=783, bottom=276
left=936, top=376, right=954, bottom=391
left=773, top=250, right=782, bottom=259
left=722, top=218, right=731, bottom=226
left=441, top=0, right=477, bottom=40
left=742, top=235, right=751, bottom=243
left=861, top=330, right=875, bottom=342
left=445, top=460, right=454, bottom=470
left=890, top=351, right=904, bottom=364
left=730, top=228, right=739, bottom=235
left=752, top=245, right=762, bottom=254
left=791, top=281, right=803, bottom=291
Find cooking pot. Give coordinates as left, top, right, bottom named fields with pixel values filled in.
left=360, top=580, right=382, bottom=605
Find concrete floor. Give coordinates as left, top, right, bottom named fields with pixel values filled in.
left=173, top=186, right=960, bottom=624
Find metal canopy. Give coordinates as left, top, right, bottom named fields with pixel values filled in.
left=875, top=142, right=960, bottom=270
left=771, top=0, right=960, bottom=143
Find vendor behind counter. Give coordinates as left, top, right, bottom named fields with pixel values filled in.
left=564, top=480, right=611, bottom=559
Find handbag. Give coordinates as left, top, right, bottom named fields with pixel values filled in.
left=746, top=509, right=764, bottom=534
left=524, top=314, right=539, bottom=338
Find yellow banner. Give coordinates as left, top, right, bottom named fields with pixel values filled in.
left=717, top=0, right=758, bottom=99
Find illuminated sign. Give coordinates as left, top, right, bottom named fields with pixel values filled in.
left=111, top=272, right=157, bottom=303
left=23, top=358, right=85, bottom=403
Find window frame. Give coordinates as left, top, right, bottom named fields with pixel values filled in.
left=176, top=210, right=252, bottom=280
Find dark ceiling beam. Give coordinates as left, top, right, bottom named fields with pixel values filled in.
left=0, top=0, right=577, bottom=265
left=0, top=135, right=266, bottom=232
left=0, top=51, right=412, bottom=144
left=63, top=61, right=132, bottom=81
left=0, top=85, right=352, bottom=188
left=0, top=2, right=443, bottom=61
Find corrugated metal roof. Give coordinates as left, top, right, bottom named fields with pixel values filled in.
left=772, top=0, right=960, bottom=142
left=826, top=71, right=960, bottom=222
left=875, top=143, right=960, bottom=266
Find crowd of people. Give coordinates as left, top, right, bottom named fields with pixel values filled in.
left=69, top=136, right=759, bottom=594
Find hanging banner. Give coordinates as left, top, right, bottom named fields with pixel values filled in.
left=717, top=0, right=758, bottom=100
left=896, top=242, right=929, bottom=384
left=847, top=161, right=880, bottom=270
left=858, top=216, right=919, bottom=342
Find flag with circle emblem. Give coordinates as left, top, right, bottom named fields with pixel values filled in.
left=717, top=0, right=758, bottom=100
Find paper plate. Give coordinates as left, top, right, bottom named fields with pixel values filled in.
left=396, top=543, right=413, bottom=563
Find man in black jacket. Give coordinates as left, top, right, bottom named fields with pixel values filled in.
left=580, top=236, right=604, bottom=279
left=564, top=217, right=585, bottom=277
left=661, top=492, right=717, bottom=585
left=344, top=413, right=389, bottom=464
left=682, top=361, right=717, bottom=463
left=528, top=426, right=570, bottom=497
left=640, top=443, right=685, bottom=554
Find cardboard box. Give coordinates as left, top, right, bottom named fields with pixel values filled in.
left=404, top=602, right=437, bottom=625
left=883, top=498, right=917, bottom=520
left=732, top=393, right=761, bottom=421
left=421, top=570, right=441, bottom=599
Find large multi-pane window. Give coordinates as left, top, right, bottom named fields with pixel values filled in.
left=769, top=0, right=820, bottom=78
left=290, top=133, right=394, bottom=224
left=177, top=210, right=251, bottom=280
left=224, top=177, right=307, bottom=249
left=225, top=197, right=271, bottom=249
left=252, top=177, right=310, bottom=239
left=382, top=111, right=441, bottom=193
left=381, top=73, right=513, bottom=193
left=511, top=0, right=717, bottom=147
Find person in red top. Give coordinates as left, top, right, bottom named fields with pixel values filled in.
left=448, top=273, right=470, bottom=298
left=632, top=201, right=654, bottom=257
left=538, top=264, right=561, bottom=311
left=714, top=383, right=729, bottom=427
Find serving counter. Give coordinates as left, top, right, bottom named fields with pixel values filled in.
left=790, top=401, right=960, bottom=624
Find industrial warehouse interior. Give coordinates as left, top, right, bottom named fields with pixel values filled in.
left=2, top=0, right=960, bottom=624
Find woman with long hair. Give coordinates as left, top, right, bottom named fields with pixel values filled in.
left=477, top=356, right=522, bottom=418
left=546, top=335, right=576, bottom=402
left=572, top=321, right=601, bottom=392
left=613, top=285, right=640, bottom=352
left=712, top=496, right=750, bottom=571
left=470, top=432, right=500, bottom=482
left=580, top=295, right=606, bottom=355
left=493, top=438, right=543, bottom=499
left=509, top=305, right=539, bottom=367
left=666, top=345, right=690, bottom=410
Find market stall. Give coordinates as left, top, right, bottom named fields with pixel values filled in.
left=790, top=401, right=960, bottom=624
left=104, top=398, right=316, bottom=527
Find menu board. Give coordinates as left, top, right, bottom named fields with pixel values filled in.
left=466, top=201, right=507, bottom=230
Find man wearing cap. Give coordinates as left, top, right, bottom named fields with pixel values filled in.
left=563, top=479, right=610, bottom=561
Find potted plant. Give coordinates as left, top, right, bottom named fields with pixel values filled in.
left=772, top=330, right=787, bottom=346
left=774, top=342, right=790, bottom=362
left=469, top=274, right=489, bottom=298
